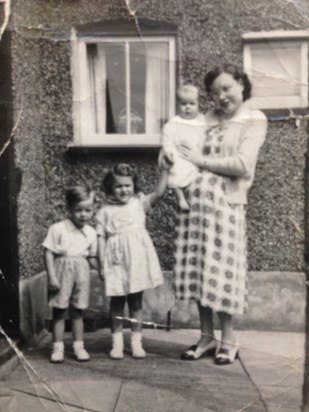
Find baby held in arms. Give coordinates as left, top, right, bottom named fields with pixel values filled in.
left=160, top=84, right=206, bottom=210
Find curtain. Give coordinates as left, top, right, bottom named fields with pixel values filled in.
left=145, top=42, right=169, bottom=134
left=89, top=44, right=107, bottom=134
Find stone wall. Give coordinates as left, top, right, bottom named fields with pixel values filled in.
left=10, top=0, right=308, bottom=280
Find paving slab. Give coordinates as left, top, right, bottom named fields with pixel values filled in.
left=0, top=329, right=304, bottom=412
left=233, top=330, right=304, bottom=412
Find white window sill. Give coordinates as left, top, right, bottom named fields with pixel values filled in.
left=70, top=134, right=162, bottom=148
left=242, top=30, right=309, bottom=42
left=66, top=142, right=161, bottom=155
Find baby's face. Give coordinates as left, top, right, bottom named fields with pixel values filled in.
left=178, top=95, right=199, bottom=120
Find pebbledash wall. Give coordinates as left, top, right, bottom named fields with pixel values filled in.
left=10, top=0, right=308, bottom=342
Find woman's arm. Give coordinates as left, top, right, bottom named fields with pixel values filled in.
left=177, top=144, right=205, bottom=169
left=179, top=115, right=267, bottom=178
left=44, top=249, right=60, bottom=292
left=206, top=118, right=267, bottom=177
left=205, top=152, right=248, bottom=177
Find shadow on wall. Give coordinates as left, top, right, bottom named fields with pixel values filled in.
left=169, top=272, right=306, bottom=332
left=19, top=271, right=305, bottom=345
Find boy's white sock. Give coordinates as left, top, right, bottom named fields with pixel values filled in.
left=131, top=331, right=146, bottom=359
left=110, top=332, right=124, bottom=359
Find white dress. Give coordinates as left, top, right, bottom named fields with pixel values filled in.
left=96, top=193, right=164, bottom=296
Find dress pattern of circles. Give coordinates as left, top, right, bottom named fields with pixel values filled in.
left=174, top=123, right=248, bottom=315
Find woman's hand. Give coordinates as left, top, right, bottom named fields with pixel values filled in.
left=178, top=143, right=203, bottom=167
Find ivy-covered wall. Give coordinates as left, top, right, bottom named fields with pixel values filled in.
left=10, top=0, right=308, bottom=278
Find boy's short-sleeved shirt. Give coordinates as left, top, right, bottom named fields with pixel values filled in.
left=43, top=219, right=97, bottom=257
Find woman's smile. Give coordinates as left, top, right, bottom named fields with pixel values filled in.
left=210, top=72, right=244, bottom=116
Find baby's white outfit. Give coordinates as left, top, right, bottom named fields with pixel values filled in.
left=161, top=114, right=206, bottom=188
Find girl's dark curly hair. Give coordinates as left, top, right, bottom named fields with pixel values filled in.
left=66, top=186, right=94, bottom=209
left=204, top=64, right=252, bottom=102
left=101, top=163, right=141, bottom=195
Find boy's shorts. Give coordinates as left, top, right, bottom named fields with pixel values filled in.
left=49, top=256, right=90, bottom=310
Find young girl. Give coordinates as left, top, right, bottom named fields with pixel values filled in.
left=43, top=186, right=97, bottom=363
left=96, top=162, right=170, bottom=359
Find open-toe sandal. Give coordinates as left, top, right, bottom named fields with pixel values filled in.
left=181, top=339, right=217, bottom=360
left=215, top=341, right=239, bottom=365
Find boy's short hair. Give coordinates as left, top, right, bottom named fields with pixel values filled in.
left=66, top=186, right=94, bottom=209
left=177, top=84, right=199, bottom=101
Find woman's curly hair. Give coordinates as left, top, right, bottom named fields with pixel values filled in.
left=204, top=64, right=252, bottom=102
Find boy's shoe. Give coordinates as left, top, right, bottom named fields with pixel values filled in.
left=73, top=341, right=90, bottom=362
left=109, top=332, right=124, bottom=360
left=131, top=332, right=146, bottom=359
left=50, top=342, right=64, bottom=363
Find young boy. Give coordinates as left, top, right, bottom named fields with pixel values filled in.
left=160, top=85, right=206, bottom=210
left=43, top=186, right=98, bottom=363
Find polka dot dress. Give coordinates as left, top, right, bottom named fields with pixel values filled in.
left=174, top=123, right=248, bottom=315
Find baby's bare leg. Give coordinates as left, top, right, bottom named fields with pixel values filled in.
left=174, top=187, right=189, bottom=211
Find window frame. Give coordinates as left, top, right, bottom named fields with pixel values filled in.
left=243, top=30, right=309, bottom=110
left=71, top=23, right=176, bottom=148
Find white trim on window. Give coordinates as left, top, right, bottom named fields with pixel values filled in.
left=71, top=30, right=176, bottom=147
left=243, top=30, right=309, bottom=110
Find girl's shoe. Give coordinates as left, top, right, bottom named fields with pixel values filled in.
left=73, top=341, right=90, bottom=362
left=110, top=332, right=124, bottom=360
left=181, top=339, right=217, bottom=360
left=131, top=332, right=146, bottom=359
left=50, top=342, right=64, bottom=364
left=215, top=341, right=239, bottom=365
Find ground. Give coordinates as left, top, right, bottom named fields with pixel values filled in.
left=0, top=329, right=305, bottom=412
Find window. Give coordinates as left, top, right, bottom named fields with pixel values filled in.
left=243, top=31, right=309, bottom=109
left=71, top=20, right=176, bottom=147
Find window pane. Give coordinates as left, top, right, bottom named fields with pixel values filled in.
left=250, top=42, right=301, bottom=98
left=105, top=43, right=126, bottom=134
left=88, top=40, right=171, bottom=137
left=129, top=42, right=146, bottom=134
left=88, top=43, right=127, bottom=134
left=144, top=42, right=169, bottom=134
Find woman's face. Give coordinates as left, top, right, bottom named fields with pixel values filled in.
left=210, top=72, right=244, bottom=116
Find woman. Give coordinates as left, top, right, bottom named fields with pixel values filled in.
left=175, top=64, right=267, bottom=364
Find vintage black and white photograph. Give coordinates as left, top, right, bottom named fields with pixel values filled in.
left=0, top=0, right=308, bottom=411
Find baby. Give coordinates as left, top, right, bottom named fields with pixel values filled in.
left=160, top=85, right=206, bottom=210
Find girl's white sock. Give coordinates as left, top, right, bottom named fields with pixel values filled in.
left=131, top=331, right=146, bottom=359
left=110, top=332, right=124, bottom=360
left=73, top=341, right=90, bottom=361
left=50, top=341, right=64, bottom=363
